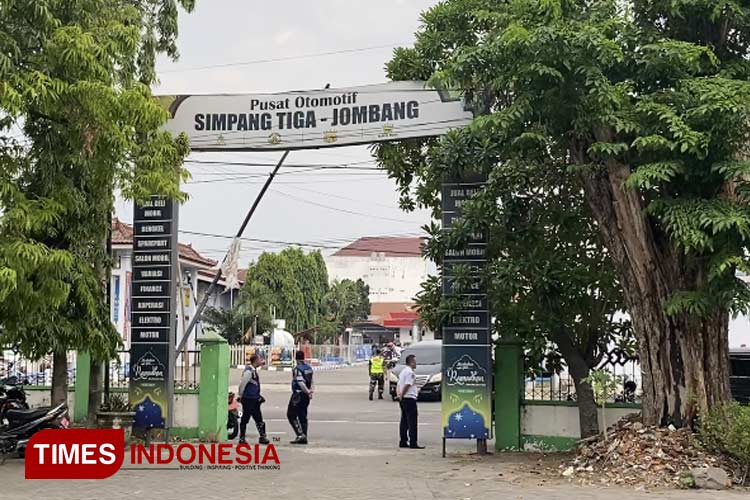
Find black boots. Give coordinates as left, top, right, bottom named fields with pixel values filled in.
left=257, top=422, right=269, bottom=444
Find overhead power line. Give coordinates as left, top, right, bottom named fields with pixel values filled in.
left=160, top=44, right=405, bottom=73
left=268, top=188, right=418, bottom=224
left=179, top=229, right=424, bottom=256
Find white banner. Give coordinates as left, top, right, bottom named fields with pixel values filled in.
left=160, top=81, right=473, bottom=151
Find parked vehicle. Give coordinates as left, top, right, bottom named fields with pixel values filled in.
left=0, top=377, right=29, bottom=413
left=0, top=403, right=69, bottom=459
left=730, top=348, right=750, bottom=404
left=227, top=392, right=240, bottom=440
left=389, top=340, right=442, bottom=401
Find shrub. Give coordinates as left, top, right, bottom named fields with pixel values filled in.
left=99, top=393, right=131, bottom=412
left=699, top=402, right=750, bottom=485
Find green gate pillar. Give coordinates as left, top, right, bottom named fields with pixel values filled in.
left=74, top=351, right=91, bottom=423
left=197, top=331, right=229, bottom=441
left=495, top=338, right=522, bottom=451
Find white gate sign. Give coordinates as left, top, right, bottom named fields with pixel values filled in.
left=160, top=81, right=473, bottom=151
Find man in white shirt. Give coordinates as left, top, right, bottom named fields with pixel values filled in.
left=396, top=354, right=424, bottom=449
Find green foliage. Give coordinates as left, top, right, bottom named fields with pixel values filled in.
left=0, top=1, right=193, bottom=359
left=99, top=393, right=130, bottom=413
left=203, top=307, right=253, bottom=345
left=699, top=402, right=750, bottom=484
left=242, top=249, right=329, bottom=334
left=379, top=0, right=750, bottom=322
left=320, top=279, right=370, bottom=340
left=584, top=369, right=622, bottom=439
left=379, top=0, right=750, bottom=424
left=584, top=370, right=622, bottom=407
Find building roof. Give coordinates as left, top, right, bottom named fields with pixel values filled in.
left=369, top=302, right=422, bottom=328
left=332, top=237, right=424, bottom=258
left=112, top=218, right=217, bottom=268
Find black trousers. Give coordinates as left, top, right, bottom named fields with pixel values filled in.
left=287, top=392, right=310, bottom=437
left=399, top=398, right=418, bottom=446
left=369, top=373, right=384, bottom=396
left=239, top=398, right=266, bottom=439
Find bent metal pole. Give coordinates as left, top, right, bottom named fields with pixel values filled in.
left=174, top=150, right=290, bottom=359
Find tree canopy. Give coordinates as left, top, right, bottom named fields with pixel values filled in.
left=242, top=248, right=329, bottom=334
left=379, top=0, right=750, bottom=426
left=0, top=0, right=193, bottom=363
left=320, top=279, right=371, bottom=341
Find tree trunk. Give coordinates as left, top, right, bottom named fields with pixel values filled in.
left=553, top=331, right=599, bottom=438
left=51, top=350, right=68, bottom=406
left=581, top=160, right=731, bottom=427
left=87, top=359, right=102, bottom=424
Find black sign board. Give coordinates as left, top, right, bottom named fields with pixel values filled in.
left=131, top=328, right=170, bottom=343
left=132, top=298, right=171, bottom=313
left=442, top=328, right=490, bottom=345
left=445, top=311, right=489, bottom=329
left=132, top=266, right=172, bottom=282
left=133, top=251, right=172, bottom=267
left=441, top=176, right=492, bottom=443
left=132, top=312, right=172, bottom=328
left=134, top=198, right=174, bottom=221
left=134, top=221, right=173, bottom=237
left=443, top=245, right=488, bottom=262
left=454, top=295, right=489, bottom=311
left=132, top=281, right=171, bottom=298
left=130, top=196, right=177, bottom=431
left=443, top=262, right=483, bottom=277
left=443, top=275, right=487, bottom=295
left=441, top=183, right=485, bottom=213
left=134, top=237, right=172, bottom=252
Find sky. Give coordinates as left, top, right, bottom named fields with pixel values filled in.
left=114, top=0, right=440, bottom=264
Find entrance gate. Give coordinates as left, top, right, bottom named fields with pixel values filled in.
left=129, top=81, right=491, bottom=454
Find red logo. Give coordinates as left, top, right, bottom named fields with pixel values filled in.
left=25, top=429, right=125, bottom=480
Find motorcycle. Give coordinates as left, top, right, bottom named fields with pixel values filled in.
left=0, top=403, right=69, bottom=460
left=0, top=376, right=30, bottom=413
left=227, top=392, right=240, bottom=440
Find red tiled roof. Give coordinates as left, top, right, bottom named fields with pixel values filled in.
left=332, top=237, right=423, bottom=258
left=369, top=302, right=422, bottom=328
left=390, top=312, right=418, bottom=320
left=370, top=302, right=417, bottom=319
left=112, top=218, right=217, bottom=268
left=383, top=319, right=416, bottom=328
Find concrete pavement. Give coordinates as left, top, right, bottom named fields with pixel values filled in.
left=0, top=365, right=746, bottom=499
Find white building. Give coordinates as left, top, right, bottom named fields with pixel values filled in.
left=326, top=236, right=435, bottom=345
left=110, top=218, right=241, bottom=353
left=325, top=236, right=430, bottom=303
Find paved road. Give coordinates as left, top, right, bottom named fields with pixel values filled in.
left=1, top=365, right=746, bottom=499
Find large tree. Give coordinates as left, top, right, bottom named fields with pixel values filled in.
left=409, top=158, right=631, bottom=438
left=242, top=248, right=329, bottom=333
left=320, top=279, right=370, bottom=342
left=0, top=0, right=193, bottom=405
left=380, top=0, right=750, bottom=427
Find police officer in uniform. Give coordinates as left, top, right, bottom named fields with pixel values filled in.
left=368, top=348, right=385, bottom=400
left=287, top=350, right=314, bottom=445
left=237, top=354, right=269, bottom=444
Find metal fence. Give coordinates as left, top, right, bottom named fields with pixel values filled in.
left=107, top=350, right=201, bottom=390
left=524, top=349, right=641, bottom=403
left=0, top=349, right=77, bottom=386
left=228, top=343, right=374, bottom=368
left=1, top=347, right=200, bottom=390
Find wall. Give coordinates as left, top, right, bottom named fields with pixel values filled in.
left=326, top=254, right=431, bottom=303
left=25, top=388, right=199, bottom=429
left=520, top=401, right=640, bottom=451
left=25, top=388, right=75, bottom=412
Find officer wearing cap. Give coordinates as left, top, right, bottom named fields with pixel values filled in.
left=287, top=350, right=314, bottom=445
